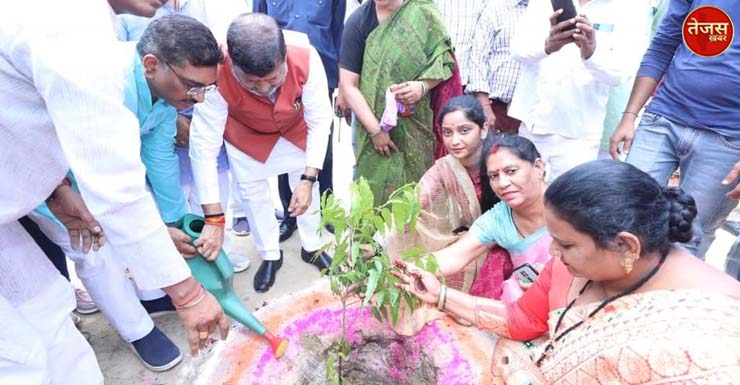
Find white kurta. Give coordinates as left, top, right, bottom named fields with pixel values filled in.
left=190, top=39, right=332, bottom=260
left=0, top=0, right=193, bottom=382
left=0, top=1, right=191, bottom=294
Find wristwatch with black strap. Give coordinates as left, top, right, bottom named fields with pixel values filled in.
left=300, top=173, right=317, bottom=184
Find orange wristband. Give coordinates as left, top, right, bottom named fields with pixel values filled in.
left=204, top=215, right=225, bottom=226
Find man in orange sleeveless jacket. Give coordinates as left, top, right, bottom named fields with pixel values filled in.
left=189, top=13, right=333, bottom=293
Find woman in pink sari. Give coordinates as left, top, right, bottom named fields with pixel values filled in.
left=395, top=160, right=740, bottom=384
left=391, top=132, right=549, bottom=335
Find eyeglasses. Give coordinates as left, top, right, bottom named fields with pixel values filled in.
left=164, top=61, right=217, bottom=97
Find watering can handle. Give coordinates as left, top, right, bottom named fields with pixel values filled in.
left=179, top=214, right=234, bottom=280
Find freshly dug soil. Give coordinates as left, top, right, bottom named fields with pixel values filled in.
left=342, top=334, right=437, bottom=385
left=298, top=331, right=438, bottom=385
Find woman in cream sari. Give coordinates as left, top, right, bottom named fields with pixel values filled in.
left=395, top=160, right=740, bottom=384
left=391, top=96, right=508, bottom=297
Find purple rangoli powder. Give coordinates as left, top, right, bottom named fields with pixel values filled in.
left=248, top=306, right=476, bottom=385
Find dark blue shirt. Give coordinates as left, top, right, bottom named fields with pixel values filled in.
left=637, top=0, right=740, bottom=137
left=255, top=0, right=346, bottom=89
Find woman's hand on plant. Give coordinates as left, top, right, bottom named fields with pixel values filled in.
left=371, top=131, right=399, bottom=158
left=390, top=81, right=425, bottom=105
left=391, top=260, right=441, bottom=304
left=193, top=224, right=224, bottom=261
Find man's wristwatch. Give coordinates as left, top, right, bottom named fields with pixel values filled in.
left=300, top=174, right=318, bottom=184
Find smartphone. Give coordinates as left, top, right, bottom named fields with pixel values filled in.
left=512, top=263, right=539, bottom=284
left=551, top=0, right=577, bottom=30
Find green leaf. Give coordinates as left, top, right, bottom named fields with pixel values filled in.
left=350, top=242, right=361, bottom=269
left=425, top=253, right=439, bottom=273
left=370, top=306, right=382, bottom=322
left=400, top=246, right=426, bottom=261
left=363, top=269, right=380, bottom=306
left=372, top=216, right=386, bottom=234
left=381, top=208, right=393, bottom=230
left=329, top=276, right=339, bottom=295
left=402, top=291, right=417, bottom=310
left=390, top=300, right=400, bottom=325
left=376, top=290, right=385, bottom=308
left=379, top=303, right=389, bottom=321
left=390, top=288, right=401, bottom=307
left=373, top=259, right=383, bottom=272
left=330, top=243, right=347, bottom=271
left=339, top=340, right=351, bottom=359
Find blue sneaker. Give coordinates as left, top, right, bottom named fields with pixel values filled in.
left=128, top=326, right=182, bottom=372
left=232, top=216, right=250, bottom=236
left=140, top=295, right=176, bottom=318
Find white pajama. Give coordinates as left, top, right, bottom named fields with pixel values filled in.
left=226, top=139, right=324, bottom=261
left=27, top=212, right=154, bottom=342
left=518, top=123, right=601, bottom=183
left=0, top=222, right=102, bottom=385
left=190, top=41, right=333, bottom=263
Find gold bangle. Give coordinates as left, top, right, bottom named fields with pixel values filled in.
left=436, top=284, right=447, bottom=311
left=368, top=129, right=381, bottom=137
left=622, top=111, right=639, bottom=117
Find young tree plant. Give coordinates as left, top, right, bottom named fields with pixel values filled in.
left=318, top=178, right=440, bottom=384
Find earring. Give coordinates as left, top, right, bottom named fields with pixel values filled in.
left=621, top=256, right=635, bottom=274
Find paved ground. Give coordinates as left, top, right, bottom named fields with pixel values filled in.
left=73, top=114, right=356, bottom=385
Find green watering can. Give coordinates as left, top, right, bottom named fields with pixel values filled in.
left=176, top=213, right=288, bottom=359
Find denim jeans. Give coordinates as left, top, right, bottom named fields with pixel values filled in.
left=626, top=112, right=740, bottom=258
left=726, top=236, right=740, bottom=281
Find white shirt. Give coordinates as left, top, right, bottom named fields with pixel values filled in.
left=190, top=38, right=332, bottom=205
left=118, top=0, right=250, bottom=44
left=433, top=0, right=486, bottom=87
left=0, top=0, right=191, bottom=291
left=508, top=0, right=650, bottom=140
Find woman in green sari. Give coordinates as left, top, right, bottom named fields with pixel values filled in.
left=338, top=0, right=455, bottom=205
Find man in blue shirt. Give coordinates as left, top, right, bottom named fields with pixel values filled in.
left=33, top=14, right=224, bottom=372
left=254, top=0, right=346, bottom=241
left=610, top=1, right=740, bottom=258
left=118, top=0, right=257, bottom=258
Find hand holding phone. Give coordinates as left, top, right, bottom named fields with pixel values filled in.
left=512, top=263, right=539, bottom=284
left=545, top=4, right=578, bottom=55
left=551, top=0, right=577, bottom=30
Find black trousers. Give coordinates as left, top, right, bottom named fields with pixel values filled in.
left=19, top=215, right=70, bottom=280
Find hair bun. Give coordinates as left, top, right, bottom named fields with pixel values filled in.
left=662, top=187, right=697, bottom=243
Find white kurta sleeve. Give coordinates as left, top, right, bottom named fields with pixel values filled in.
left=511, top=0, right=551, bottom=64
left=301, top=47, right=332, bottom=170
left=190, top=88, right=229, bottom=205
left=12, top=3, right=191, bottom=290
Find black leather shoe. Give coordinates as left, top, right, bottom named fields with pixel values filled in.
left=279, top=218, right=297, bottom=242
left=324, top=224, right=335, bottom=234
left=253, top=252, right=283, bottom=293
left=301, top=248, right=333, bottom=271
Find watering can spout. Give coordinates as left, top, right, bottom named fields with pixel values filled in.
left=176, top=214, right=288, bottom=359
